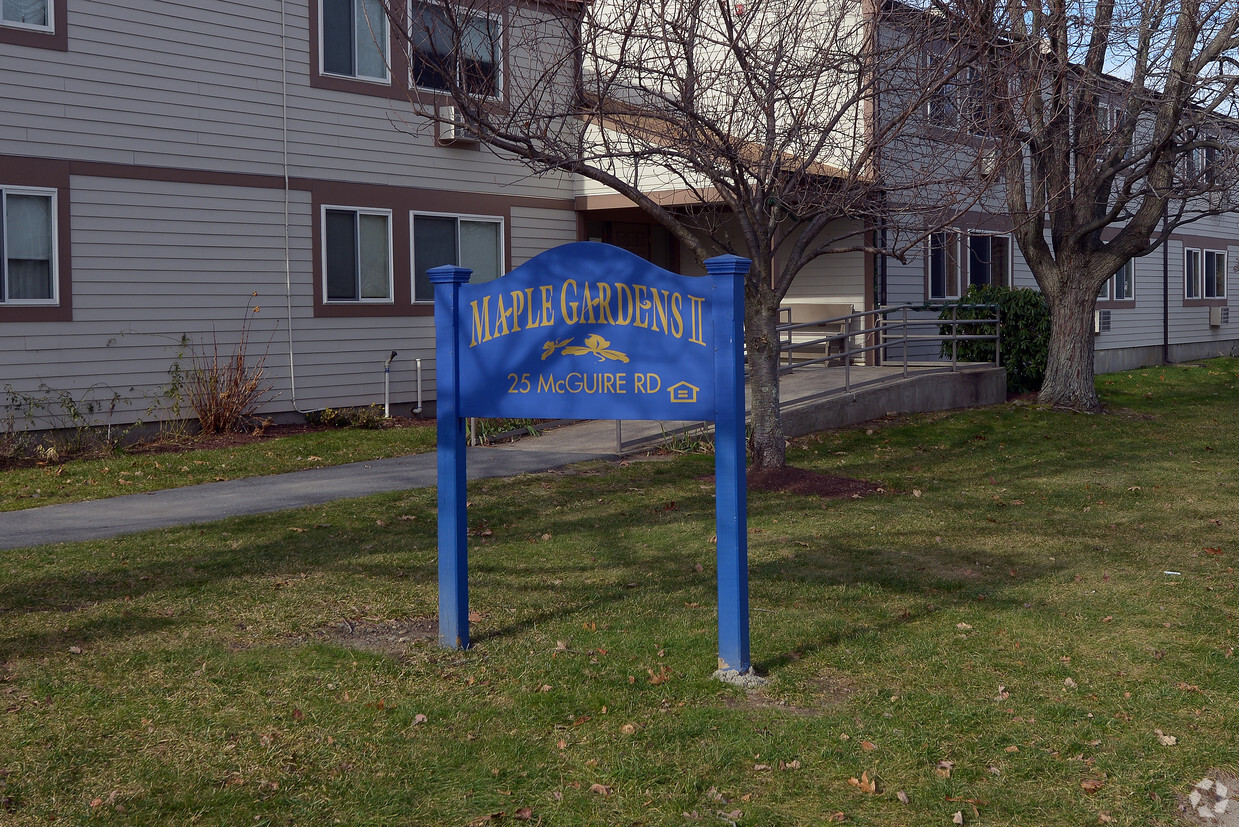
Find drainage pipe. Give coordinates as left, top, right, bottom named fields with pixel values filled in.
left=413, top=358, right=424, bottom=416
left=384, top=351, right=398, bottom=417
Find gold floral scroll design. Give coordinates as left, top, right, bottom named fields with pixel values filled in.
left=541, top=335, right=630, bottom=363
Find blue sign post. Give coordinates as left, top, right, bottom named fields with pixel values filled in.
left=430, top=242, right=752, bottom=673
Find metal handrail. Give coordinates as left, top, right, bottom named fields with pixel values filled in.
left=777, top=303, right=1001, bottom=392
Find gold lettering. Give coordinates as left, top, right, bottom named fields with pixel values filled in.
left=469, top=296, right=492, bottom=347
left=524, top=287, right=540, bottom=328
left=651, top=288, right=669, bottom=334
left=688, top=295, right=707, bottom=345
left=561, top=279, right=579, bottom=325
left=615, top=282, right=634, bottom=325
left=594, top=282, right=615, bottom=324
left=540, top=285, right=556, bottom=326
left=580, top=282, right=597, bottom=324
left=509, top=290, right=525, bottom=333
left=670, top=292, right=684, bottom=338
left=634, top=373, right=645, bottom=393
left=633, top=284, right=649, bottom=329
left=538, top=373, right=554, bottom=393
left=494, top=293, right=511, bottom=338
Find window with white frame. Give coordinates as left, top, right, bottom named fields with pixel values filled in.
left=412, top=213, right=502, bottom=301
left=1, top=0, right=50, bottom=30
left=1099, top=259, right=1134, bottom=302
left=321, top=0, right=389, bottom=82
left=323, top=207, right=393, bottom=302
left=409, top=2, right=501, bottom=98
left=1185, top=248, right=1226, bottom=300
left=1, top=186, right=57, bottom=304
left=925, top=54, right=958, bottom=129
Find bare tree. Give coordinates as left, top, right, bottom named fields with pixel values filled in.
left=939, top=0, right=1239, bottom=411
left=383, top=0, right=997, bottom=468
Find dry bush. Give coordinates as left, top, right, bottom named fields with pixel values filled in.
left=186, top=298, right=275, bottom=434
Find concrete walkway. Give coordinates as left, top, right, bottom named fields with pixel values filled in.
left=0, top=362, right=1003, bottom=550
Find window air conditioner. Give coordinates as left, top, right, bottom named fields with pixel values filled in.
left=1094, top=309, right=1111, bottom=334
left=1209, top=306, right=1229, bottom=327
left=437, top=105, right=479, bottom=146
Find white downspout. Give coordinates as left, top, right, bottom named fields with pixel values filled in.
left=281, top=0, right=311, bottom=414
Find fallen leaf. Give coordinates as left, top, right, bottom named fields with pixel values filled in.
left=1205, top=547, right=1223, bottom=555
left=1004, top=745, right=1019, bottom=753
left=620, top=723, right=637, bottom=735
left=827, top=813, right=846, bottom=822
left=514, top=808, right=534, bottom=821
left=897, top=790, right=910, bottom=804
left=1064, top=677, right=1078, bottom=689
left=1081, top=779, right=1105, bottom=794
left=68, top=646, right=82, bottom=655
left=935, top=760, right=954, bottom=779
left=953, top=811, right=965, bottom=824
left=847, top=771, right=877, bottom=794
left=753, top=764, right=771, bottom=771
left=414, top=713, right=428, bottom=725
left=719, top=809, right=743, bottom=821
left=861, top=741, right=877, bottom=752
left=1154, top=729, right=1177, bottom=746
left=466, top=813, right=505, bottom=826
left=589, top=783, right=612, bottom=796
left=780, top=759, right=802, bottom=770
left=1098, top=814, right=1114, bottom=824
left=956, top=623, right=972, bottom=631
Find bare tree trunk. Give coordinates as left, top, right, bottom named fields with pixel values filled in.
left=1038, top=280, right=1101, bottom=412
left=746, top=297, right=786, bottom=470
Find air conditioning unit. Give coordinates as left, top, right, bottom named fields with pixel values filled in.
left=1094, top=309, right=1111, bottom=334
left=437, top=105, right=479, bottom=146
left=1209, top=306, right=1229, bottom=327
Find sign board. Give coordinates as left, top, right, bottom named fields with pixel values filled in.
left=431, top=242, right=752, bottom=673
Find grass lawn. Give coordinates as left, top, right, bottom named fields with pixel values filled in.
left=2, top=360, right=1237, bottom=825
left=0, top=422, right=437, bottom=512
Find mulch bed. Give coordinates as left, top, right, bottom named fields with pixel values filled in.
left=747, top=465, right=885, bottom=498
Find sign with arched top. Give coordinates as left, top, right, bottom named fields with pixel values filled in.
left=431, top=241, right=752, bottom=673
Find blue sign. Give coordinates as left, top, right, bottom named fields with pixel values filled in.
left=431, top=242, right=752, bottom=673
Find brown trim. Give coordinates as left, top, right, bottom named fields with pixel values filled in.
left=1096, top=298, right=1136, bottom=310
left=574, top=187, right=723, bottom=211
left=0, top=0, right=67, bottom=52
left=0, top=156, right=72, bottom=322
left=0, top=153, right=574, bottom=212
left=310, top=179, right=519, bottom=317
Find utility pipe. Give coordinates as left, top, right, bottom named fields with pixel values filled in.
left=384, top=351, right=398, bottom=417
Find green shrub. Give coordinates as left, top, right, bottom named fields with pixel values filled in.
left=939, top=284, right=1050, bottom=394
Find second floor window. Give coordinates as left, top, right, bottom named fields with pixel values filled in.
left=322, top=0, right=389, bottom=82
left=409, top=2, right=501, bottom=98
left=2, top=0, right=49, bottom=29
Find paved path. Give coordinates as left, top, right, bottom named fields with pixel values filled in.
left=0, top=363, right=1001, bottom=550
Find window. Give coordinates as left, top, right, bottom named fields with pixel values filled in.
left=925, top=54, right=958, bottom=129
left=321, top=0, right=389, bottom=82
left=412, top=213, right=502, bottom=301
left=1, top=186, right=57, bottom=304
left=928, top=230, right=1010, bottom=300
left=323, top=207, right=393, bottom=302
left=966, top=234, right=1009, bottom=288
left=1185, top=248, right=1226, bottom=300
left=2, top=0, right=49, bottom=30
left=928, top=230, right=960, bottom=299
left=1099, top=259, right=1134, bottom=302
left=409, top=2, right=501, bottom=97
